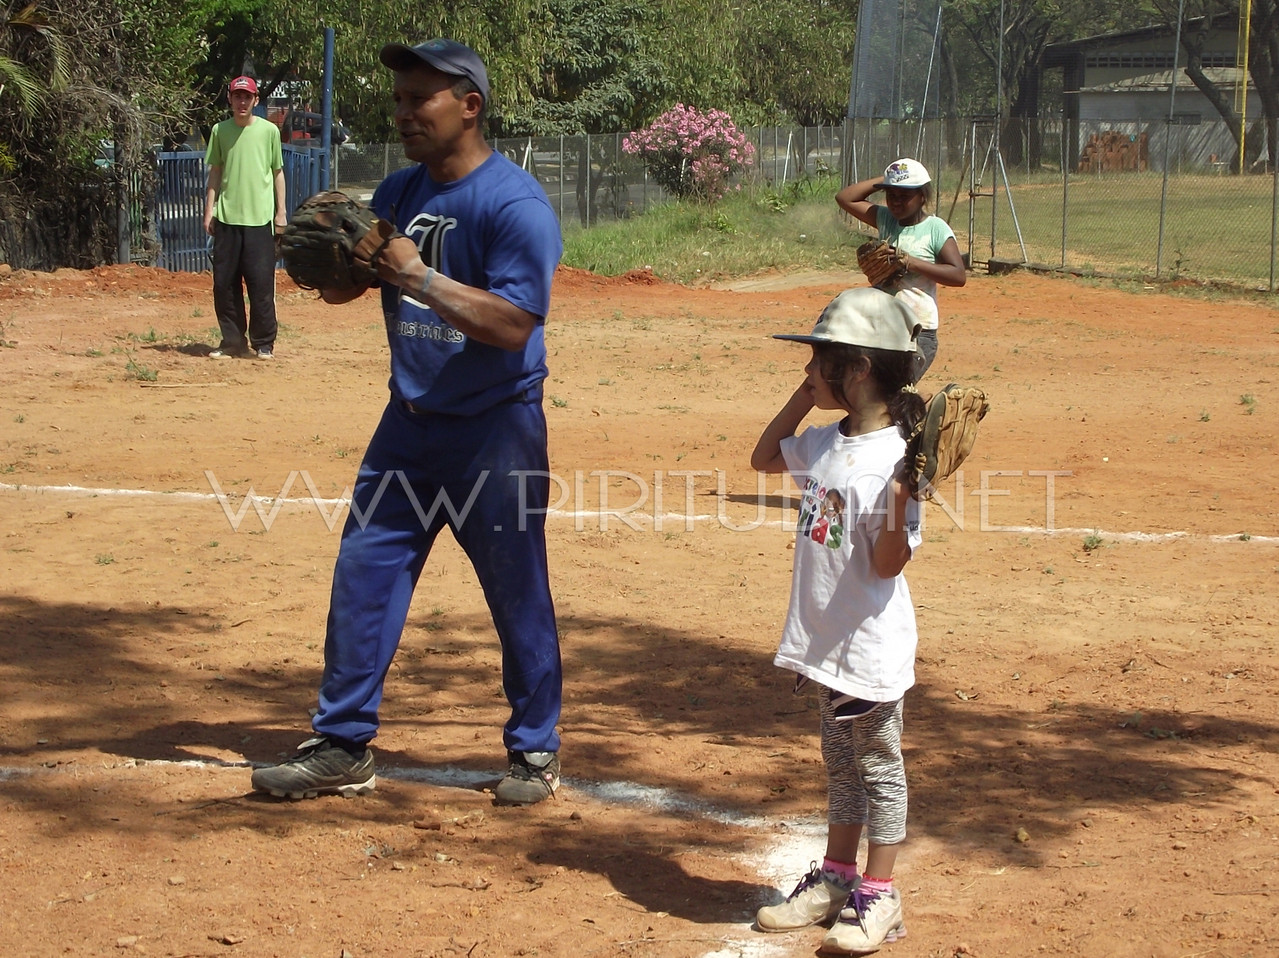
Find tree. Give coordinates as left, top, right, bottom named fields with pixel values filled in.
left=0, top=0, right=69, bottom=177
left=1248, top=0, right=1279, bottom=168
left=246, top=0, right=557, bottom=142
left=1153, top=0, right=1279, bottom=171
left=0, top=2, right=68, bottom=116
left=494, top=0, right=667, bottom=136
left=737, top=0, right=858, bottom=125
left=947, top=0, right=1134, bottom=165
left=0, top=0, right=212, bottom=188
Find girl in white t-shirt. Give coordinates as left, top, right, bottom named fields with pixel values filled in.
left=750, top=287, right=925, bottom=954
left=836, top=157, right=967, bottom=383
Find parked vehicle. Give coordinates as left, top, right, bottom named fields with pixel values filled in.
left=281, top=110, right=350, bottom=146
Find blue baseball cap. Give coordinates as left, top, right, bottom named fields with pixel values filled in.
left=379, top=38, right=489, bottom=104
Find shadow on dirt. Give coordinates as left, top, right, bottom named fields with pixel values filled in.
left=143, top=342, right=221, bottom=358
left=1, top=590, right=1275, bottom=919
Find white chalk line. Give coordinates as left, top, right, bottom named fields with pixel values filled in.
left=3, top=756, right=815, bottom=957
left=4, top=755, right=785, bottom=827
left=3, top=480, right=1276, bottom=542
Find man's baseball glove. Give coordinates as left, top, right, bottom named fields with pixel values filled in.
left=857, top=239, right=908, bottom=288
left=904, top=383, right=990, bottom=501
left=280, top=191, right=403, bottom=291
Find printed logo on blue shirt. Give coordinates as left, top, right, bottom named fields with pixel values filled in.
left=400, top=211, right=457, bottom=311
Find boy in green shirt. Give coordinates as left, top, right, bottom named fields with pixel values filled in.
left=204, top=75, right=287, bottom=359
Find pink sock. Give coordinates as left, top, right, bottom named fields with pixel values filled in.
left=860, top=874, right=893, bottom=897
left=822, top=858, right=860, bottom=884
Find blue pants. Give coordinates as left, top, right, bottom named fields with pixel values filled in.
left=312, top=396, right=562, bottom=754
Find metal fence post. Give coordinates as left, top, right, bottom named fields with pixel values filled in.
left=1060, top=125, right=1069, bottom=270
left=1157, top=117, right=1172, bottom=278
left=968, top=120, right=980, bottom=265
left=1271, top=117, right=1278, bottom=292
left=935, top=118, right=944, bottom=212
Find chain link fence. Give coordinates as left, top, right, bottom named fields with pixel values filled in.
left=842, top=115, right=1279, bottom=290
left=331, top=126, right=846, bottom=227
left=143, top=119, right=1277, bottom=290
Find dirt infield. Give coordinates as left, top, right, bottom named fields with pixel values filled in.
left=1, top=263, right=1277, bottom=958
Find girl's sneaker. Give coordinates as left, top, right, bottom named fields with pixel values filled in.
left=820, top=886, right=906, bottom=954
left=755, top=862, right=854, bottom=932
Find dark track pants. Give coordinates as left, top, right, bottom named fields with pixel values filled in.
left=211, top=220, right=277, bottom=352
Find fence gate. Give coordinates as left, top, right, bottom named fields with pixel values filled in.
left=151, top=145, right=322, bottom=272
left=153, top=151, right=206, bottom=272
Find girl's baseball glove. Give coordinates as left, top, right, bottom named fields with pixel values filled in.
left=905, top=383, right=990, bottom=500
left=857, top=239, right=908, bottom=288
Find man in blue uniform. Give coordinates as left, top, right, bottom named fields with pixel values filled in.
left=251, top=38, right=564, bottom=805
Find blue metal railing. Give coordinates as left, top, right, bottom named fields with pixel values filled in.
left=152, top=145, right=322, bottom=272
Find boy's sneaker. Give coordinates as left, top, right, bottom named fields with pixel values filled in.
left=820, top=887, right=906, bottom=954
left=209, top=343, right=251, bottom=359
left=250, top=736, right=376, bottom=799
left=255, top=346, right=274, bottom=359
left=756, top=862, right=854, bottom=932
left=493, top=750, right=559, bottom=805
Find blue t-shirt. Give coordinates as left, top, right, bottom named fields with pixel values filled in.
left=371, top=152, right=562, bottom=415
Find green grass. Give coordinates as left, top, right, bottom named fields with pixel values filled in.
left=964, top=172, right=1277, bottom=287
left=563, top=176, right=866, bottom=285
left=124, top=355, right=158, bottom=382
left=563, top=170, right=1279, bottom=292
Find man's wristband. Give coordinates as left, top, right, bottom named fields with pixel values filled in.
left=418, top=267, right=436, bottom=299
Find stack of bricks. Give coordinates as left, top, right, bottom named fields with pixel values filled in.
left=1077, top=131, right=1149, bottom=173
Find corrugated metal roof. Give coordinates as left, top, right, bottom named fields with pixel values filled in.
left=1080, top=66, right=1250, bottom=93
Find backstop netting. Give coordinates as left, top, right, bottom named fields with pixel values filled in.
left=845, top=0, right=945, bottom=184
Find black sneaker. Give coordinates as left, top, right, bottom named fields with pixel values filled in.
left=493, top=750, right=560, bottom=805
left=250, top=735, right=376, bottom=799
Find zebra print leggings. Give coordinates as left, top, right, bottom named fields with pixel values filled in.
left=819, top=687, right=908, bottom=845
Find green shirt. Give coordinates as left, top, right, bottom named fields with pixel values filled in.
left=874, top=208, right=955, bottom=330
left=206, top=116, right=283, bottom=227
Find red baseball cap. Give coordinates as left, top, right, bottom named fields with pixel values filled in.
left=229, top=76, right=259, bottom=95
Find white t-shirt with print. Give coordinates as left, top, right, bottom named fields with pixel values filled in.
left=776, top=422, right=922, bottom=701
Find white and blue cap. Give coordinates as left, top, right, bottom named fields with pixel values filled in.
left=774, top=288, right=920, bottom=352
left=379, top=38, right=490, bottom=104
left=877, top=157, right=931, bottom=189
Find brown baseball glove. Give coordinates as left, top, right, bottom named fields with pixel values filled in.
left=279, top=190, right=403, bottom=291
left=904, top=383, right=990, bottom=501
left=857, top=239, right=908, bottom=288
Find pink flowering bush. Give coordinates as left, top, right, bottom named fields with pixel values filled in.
left=623, top=104, right=755, bottom=202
